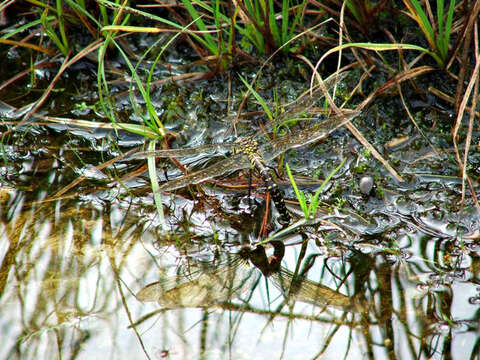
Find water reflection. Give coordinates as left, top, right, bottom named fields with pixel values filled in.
left=1, top=191, right=479, bottom=359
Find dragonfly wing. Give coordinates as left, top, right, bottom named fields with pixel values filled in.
left=263, top=110, right=359, bottom=162
left=271, top=268, right=352, bottom=308
left=129, top=143, right=232, bottom=159
left=263, top=72, right=350, bottom=134
left=157, top=154, right=251, bottom=192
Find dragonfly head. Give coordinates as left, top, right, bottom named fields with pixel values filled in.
left=248, top=241, right=285, bottom=277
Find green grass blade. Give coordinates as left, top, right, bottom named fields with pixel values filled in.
left=286, top=163, right=308, bottom=218
left=64, top=0, right=101, bottom=27
left=281, top=0, right=288, bottom=44
left=405, top=0, right=435, bottom=50
left=40, top=9, right=67, bottom=55
left=97, top=0, right=181, bottom=28
left=99, top=1, right=108, bottom=25
left=253, top=0, right=262, bottom=22
left=440, top=0, right=455, bottom=60
left=437, top=0, right=445, bottom=36
left=97, top=6, right=130, bottom=125
left=259, top=218, right=307, bottom=244
left=111, top=38, right=164, bottom=137
left=239, top=75, right=273, bottom=121
left=345, top=0, right=361, bottom=24
left=1, top=17, right=52, bottom=40
left=268, top=0, right=280, bottom=47
left=287, top=0, right=306, bottom=41
left=307, top=158, right=346, bottom=218
left=213, top=0, right=226, bottom=55
left=181, top=0, right=218, bottom=55
left=40, top=116, right=160, bottom=139
left=56, top=0, right=69, bottom=53
left=318, top=42, right=442, bottom=69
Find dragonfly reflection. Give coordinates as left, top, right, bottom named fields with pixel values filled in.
left=136, top=248, right=257, bottom=308
left=137, top=242, right=351, bottom=310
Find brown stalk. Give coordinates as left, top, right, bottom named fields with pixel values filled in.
left=259, top=191, right=271, bottom=238
left=451, top=19, right=480, bottom=212
left=304, top=53, right=405, bottom=182
left=361, top=66, right=435, bottom=102
left=0, top=38, right=56, bottom=56
left=428, top=87, right=480, bottom=117
left=70, top=6, right=98, bottom=38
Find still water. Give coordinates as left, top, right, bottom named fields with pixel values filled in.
left=0, top=182, right=479, bottom=359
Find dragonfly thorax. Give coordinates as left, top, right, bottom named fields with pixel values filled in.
left=231, top=137, right=292, bottom=224
left=232, top=137, right=260, bottom=156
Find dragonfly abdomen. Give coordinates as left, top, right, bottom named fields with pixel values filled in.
left=261, top=167, right=291, bottom=224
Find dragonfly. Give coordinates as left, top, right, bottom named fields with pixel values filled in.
left=132, top=73, right=359, bottom=223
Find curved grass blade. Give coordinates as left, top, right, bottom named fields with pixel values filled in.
left=147, top=140, right=168, bottom=233
left=315, top=42, right=442, bottom=72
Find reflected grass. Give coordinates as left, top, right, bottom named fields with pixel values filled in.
left=0, top=188, right=479, bottom=359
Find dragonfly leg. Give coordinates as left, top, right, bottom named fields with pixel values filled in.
left=266, top=164, right=281, bottom=179
left=163, top=165, right=169, bottom=182
left=248, top=168, right=252, bottom=200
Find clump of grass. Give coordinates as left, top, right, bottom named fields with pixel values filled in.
left=319, top=0, right=394, bottom=38
left=0, top=0, right=116, bottom=127
left=99, top=0, right=310, bottom=72
left=401, top=0, right=456, bottom=68
left=231, top=0, right=308, bottom=54
left=176, top=0, right=309, bottom=56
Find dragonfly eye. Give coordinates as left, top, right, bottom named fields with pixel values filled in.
left=235, top=137, right=248, bottom=144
